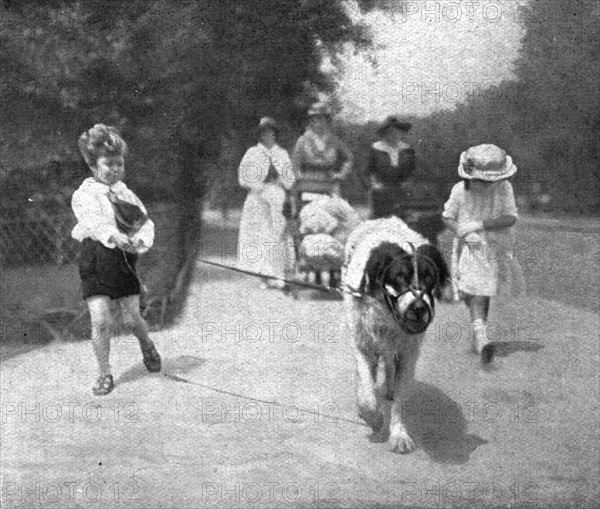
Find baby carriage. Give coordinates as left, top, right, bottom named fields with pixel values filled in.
left=287, top=179, right=361, bottom=291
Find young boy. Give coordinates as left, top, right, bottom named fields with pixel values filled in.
left=72, top=124, right=161, bottom=395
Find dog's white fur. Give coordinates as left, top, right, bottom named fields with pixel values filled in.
left=342, top=217, right=433, bottom=453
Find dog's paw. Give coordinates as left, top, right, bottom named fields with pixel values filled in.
left=389, top=430, right=416, bottom=454
left=358, top=406, right=384, bottom=433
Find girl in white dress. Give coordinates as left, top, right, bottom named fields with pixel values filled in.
left=237, top=117, right=295, bottom=289
left=442, top=144, right=525, bottom=363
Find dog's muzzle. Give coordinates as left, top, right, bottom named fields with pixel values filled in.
left=384, top=287, right=434, bottom=334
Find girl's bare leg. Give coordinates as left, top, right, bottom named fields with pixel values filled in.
left=466, top=295, right=494, bottom=362
left=468, top=295, right=490, bottom=322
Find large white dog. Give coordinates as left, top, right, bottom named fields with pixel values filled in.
left=342, top=217, right=449, bottom=453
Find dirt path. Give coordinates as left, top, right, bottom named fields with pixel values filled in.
left=1, top=214, right=599, bottom=508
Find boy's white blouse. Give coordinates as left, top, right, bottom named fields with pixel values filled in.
left=238, top=143, right=295, bottom=190
left=71, top=178, right=154, bottom=254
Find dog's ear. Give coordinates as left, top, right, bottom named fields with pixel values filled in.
left=416, top=244, right=450, bottom=290
left=362, top=242, right=410, bottom=296
left=362, top=243, right=395, bottom=294
left=360, top=264, right=388, bottom=295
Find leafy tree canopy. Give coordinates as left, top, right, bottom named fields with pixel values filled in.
left=1, top=0, right=373, bottom=197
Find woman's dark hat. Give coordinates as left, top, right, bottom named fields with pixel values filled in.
left=257, top=117, right=279, bottom=135
left=378, top=116, right=412, bottom=136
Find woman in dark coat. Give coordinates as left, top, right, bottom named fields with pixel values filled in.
left=367, top=116, right=415, bottom=219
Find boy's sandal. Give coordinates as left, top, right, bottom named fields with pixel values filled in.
left=142, top=345, right=162, bottom=373
left=92, top=375, right=115, bottom=396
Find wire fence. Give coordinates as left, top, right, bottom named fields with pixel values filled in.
left=1, top=211, right=78, bottom=266
left=0, top=198, right=173, bottom=267
left=0, top=197, right=194, bottom=352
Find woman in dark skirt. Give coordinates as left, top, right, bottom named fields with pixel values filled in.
left=367, top=116, right=415, bottom=219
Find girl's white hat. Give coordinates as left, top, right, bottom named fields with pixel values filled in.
left=458, top=144, right=517, bottom=181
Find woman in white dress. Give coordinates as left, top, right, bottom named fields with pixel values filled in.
left=237, top=117, right=295, bottom=289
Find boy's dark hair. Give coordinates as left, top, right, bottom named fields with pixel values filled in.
left=78, top=124, right=127, bottom=167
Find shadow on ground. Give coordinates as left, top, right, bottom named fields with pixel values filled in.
left=116, top=354, right=206, bottom=385
left=370, top=381, right=487, bottom=464
left=494, top=341, right=545, bottom=357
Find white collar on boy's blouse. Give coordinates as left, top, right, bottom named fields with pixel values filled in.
left=83, top=176, right=108, bottom=189
left=83, top=176, right=128, bottom=193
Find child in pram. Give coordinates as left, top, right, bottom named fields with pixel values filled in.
left=291, top=102, right=355, bottom=286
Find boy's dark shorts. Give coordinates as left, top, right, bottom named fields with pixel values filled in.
left=77, top=239, right=141, bottom=300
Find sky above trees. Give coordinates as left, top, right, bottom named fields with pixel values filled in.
left=336, top=0, right=527, bottom=120
left=1, top=0, right=597, bottom=213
